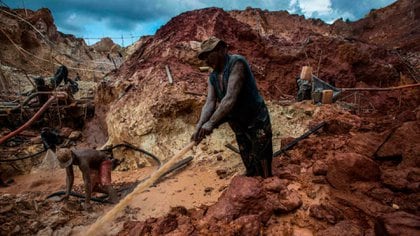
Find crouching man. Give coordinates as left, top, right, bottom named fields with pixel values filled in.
left=56, top=148, right=118, bottom=210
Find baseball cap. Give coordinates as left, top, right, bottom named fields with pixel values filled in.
left=198, top=36, right=227, bottom=60
left=56, top=148, right=73, bottom=168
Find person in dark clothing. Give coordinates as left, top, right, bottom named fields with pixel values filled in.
left=192, top=37, right=273, bottom=178
left=40, top=127, right=62, bottom=151
left=50, top=65, right=69, bottom=88
left=50, top=65, right=79, bottom=94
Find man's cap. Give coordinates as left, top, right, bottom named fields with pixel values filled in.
left=56, top=148, right=73, bottom=168
left=198, top=37, right=227, bottom=60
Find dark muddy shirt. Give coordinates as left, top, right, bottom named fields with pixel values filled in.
left=209, top=54, right=267, bottom=128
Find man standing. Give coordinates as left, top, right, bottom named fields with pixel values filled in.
left=192, top=37, right=273, bottom=178
left=56, top=148, right=118, bottom=210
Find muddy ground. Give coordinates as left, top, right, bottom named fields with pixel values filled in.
left=1, top=100, right=419, bottom=235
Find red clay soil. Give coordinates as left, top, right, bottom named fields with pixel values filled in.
left=106, top=0, right=420, bottom=235
left=118, top=107, right=420, bottom=235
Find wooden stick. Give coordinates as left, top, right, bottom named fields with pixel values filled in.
left=165, top=65, right=173, bottom=84
left=86, top=141, right=196, bottom=235
left=183, top=91, right=206, bottom=97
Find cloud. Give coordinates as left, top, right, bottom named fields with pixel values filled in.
left=298, top=0, right=332, bottom=16
left=3, top=0, right=398, bottom=44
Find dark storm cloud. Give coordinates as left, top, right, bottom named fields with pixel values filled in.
left=2, top=0, right=292, bottom=33
left=4, top=0, right=175, bottom=32
left=2, top=0, right=398, bottom=43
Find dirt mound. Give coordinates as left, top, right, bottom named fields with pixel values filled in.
left=92, top=37, right=122, bottom=54
left=332, top=0, right=420, bottom=52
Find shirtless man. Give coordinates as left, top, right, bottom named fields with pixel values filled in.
left=56, top=148, right=118, bottom=210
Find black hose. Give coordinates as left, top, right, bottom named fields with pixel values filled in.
left=225, top=143, right=240, bottom=154
left=154, top=156, right=193, bottom=184
left=46, top=191, right=112, bottom=203
left=102, top=142, right=162, bottom=167
left=0, top=149, right=46, bottom=163
left=273, top=121, right=326, bottom=157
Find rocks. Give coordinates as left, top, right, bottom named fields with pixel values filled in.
left=347, top=132, right=387, bottom=157
left=312, top=160, right=328, bottom=176
left=381, top=168, right=410, bottom=191
left=324, top=119, right=356, bottom=135
left=376, top=121, right=420, bottom=167
left=262, top=177, right=288, bottom=192
left=230, top=215, right=261, bottom=235
left=68, top=131, right=82, bottom=141
left=375, top=211, right=420, bottom=236
left=309, top=204, right=344, bottom=224
left=151, top=214, right=178, bottom=235
left=215, top=169, right=228, bottom=179
left=326, top=152, right=380, bottom=190
left=204, top=187, right=214, bottom=195
left=268, top=189, right=302, bottom=214
left=203, top=176, right=267, bottom=222
left=318, top=220, right=364, bottom=236
left=380, top=167, right=420, bottom=192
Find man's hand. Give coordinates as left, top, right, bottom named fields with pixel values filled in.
left=191, top=124, right=203, bottom=144
left=191, top=121, right=214, bottom=144
left=198, top=121, right=214, bottom=141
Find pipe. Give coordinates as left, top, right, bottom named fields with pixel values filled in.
left=273, top=121, right=326, bottom=157
left=21, top=91, right=68, bottom=107
left=0, top=93, right=67, bottom=145
left=46, top=191, right=111, bottom=203
left=341, top=83, right=420, bottom=92
left=101, top=142, right=162, bottom=167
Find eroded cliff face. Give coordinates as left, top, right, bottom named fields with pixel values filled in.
left=0, top=7, right=122, bottom=82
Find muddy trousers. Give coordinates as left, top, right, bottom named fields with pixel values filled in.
left=230, top=120, right=273, bottom=178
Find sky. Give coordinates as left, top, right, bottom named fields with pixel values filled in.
left=2, top=0, right=397, bottom=46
